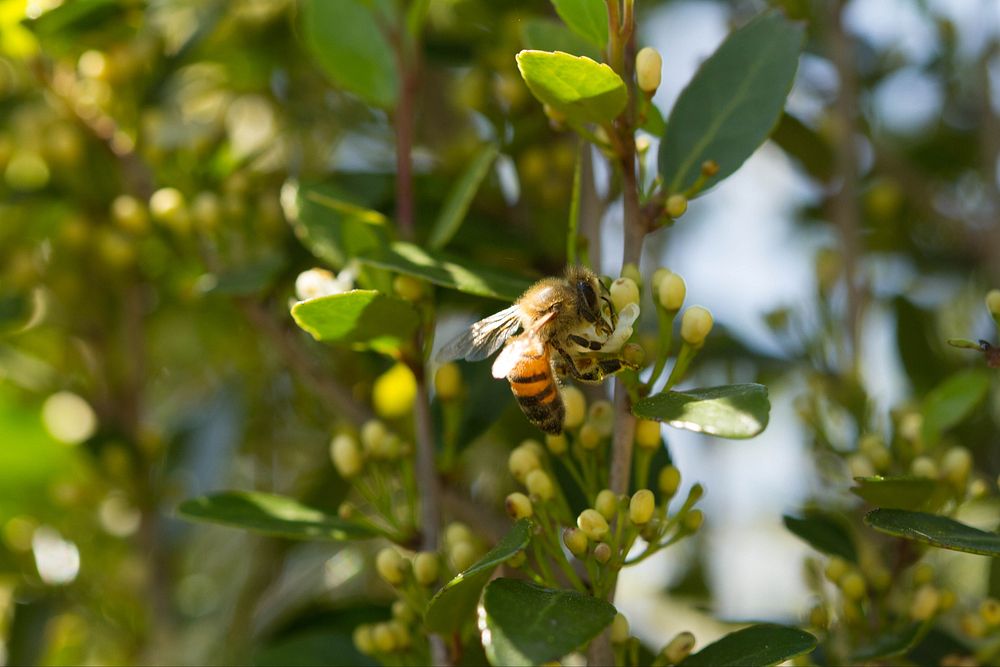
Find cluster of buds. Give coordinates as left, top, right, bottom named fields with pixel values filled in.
left=644, top=267, right=714, bottom=392
left=353, top=598, right=419, bottom=658
left=960, top=597, right=1000, bottom=640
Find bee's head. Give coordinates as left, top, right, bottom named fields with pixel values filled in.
left=567, top=267, right=603, bottom=325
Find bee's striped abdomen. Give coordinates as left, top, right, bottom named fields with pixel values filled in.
left=508, top=347, right=564, bottom=434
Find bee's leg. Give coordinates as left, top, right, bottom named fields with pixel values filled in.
left=556, top=348, right=604, bottom=383
left=568, top=334, right=604, bottom=352
left=596, top=358, right=634, bottom=375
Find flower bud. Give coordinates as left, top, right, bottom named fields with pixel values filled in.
left=595, top=489, right=618, bottom=521
left=444, top=522, right=474, bottom=547
left=840, top=571, right=866, bottom=600
left=635, top=47, right=662, bottom=95
left=388, top=620, right=411, bottom=649
left=666, top=194, right=688, bottom=219
left=376, top=548, right=406, bottom=585
left=577, top=509, right=609, bottom=541
left=508, top=445, right=542, bottom=483
left=526, top=469, right=556, bottom=501
left=623, top=342, right=645, bottom=367
left=686, top=483, right=704, bottom=503
left=505, top=492, right=534, bottom=519
left=372, top=623, right=397, bottom=653
left=149, top=187, right=188, bottom=231
left=910, top=585, right=940, bottom=621
left=981, top=598, right=1000, bottom=625
left=939, top=589, right=956, bottom=611
left=353, top=624, right=375, bottom=654
left=561, top=386, right=586, bottom=429
left=911, top=456, right=938, bottom=479
left=621, top=263, right=642, bottom=286
left=393, top=274, right=424, bottom=301
left=635, top=420, right=661, bottom=449
left=941, top=446, right=972, bottom=486
left=111, top=194, right=150, bottom=234
left=373, top=363, right=417, bottom=419
left=360, top=420, right=388, bottom=454
left=295, top=268, right=341, bottom=301
left=986, top=290, right=1000, bottom=318
left=629, top=489, right=655, bottom=525
left=563, top=528, right=588, bottom=557
left=330, top=434, right=364, bottom=478
left=701, top=160, right=719, bottom=177
left=682, top=509, right=703, bottom=533
left=824, top=557, right=848, bottom=583
left=588, top=400, right=614, bottom=436
left=434, top=362, right=463, bottom=400
left=413, top=552, right=439, bottom=586
left=593, top=542, right=612, bottom=563
left=449, top=541, right=478, bottom=572
left=392, top=599, right=416, bottom=623
left=520, top=438, right=546, bottom=460
left=658, top=466, right=681, bottom=497
left=545, top=433, right=568, bottom=455
left=913, top=563, right=934, bottom=585
left=847, top=453, right=875, bottom=478
left=610, top=277, right=640, bottom=313
left=680, top=306, right=713, bottom=346
left=610, top=613, right=630, bottom=644
left=578, top=423, right=602, bottom=450
left=662, top=631, right=696, bottom=664
left=658, top=273, right=686, bottom=311
left=651, top=268, right=672, bottom=292
left=809, top=605, right=828, bottom=629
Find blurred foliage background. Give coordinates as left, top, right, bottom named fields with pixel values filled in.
left=0, top=0, right=998, bottom=665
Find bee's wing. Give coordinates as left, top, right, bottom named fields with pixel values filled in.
left=436, top=306, right=522, bottom=363
left=491, top=337, right=526, bottom=379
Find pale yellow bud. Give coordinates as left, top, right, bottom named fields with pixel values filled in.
left=578, top=423, right=602, bottom=450
left=658, top=273, right=686, bottom=311
left=658, top=466, right=681, bottom=497
left=986, top=289, right=1000, bottom=317
left=683, top=509, right=704, bottom=533
left=372, top=622, right=397, bottom=653
left=840, top=571, right=866, bottom=600
left=635, top=47, right=662, bottom=94
left=525, top=469, right=556, bottom=501
left=360, top=420, right=388, bottom=455
left=444, top=522, right=474, bottom=547
left=111, top=194, right=149, bottom=234
left=434, top=362, right=463, bottom=400
left=593, top=542, right=612, bottom=563
left=980, top=598, right=1000, bottom=625
left=149, top=187, right=190, bottom=234
left=651, top=267, right=672, bottom=292
left=910, top=585, right=940, bottom=621
left=505, top=492, right=534, bottom=519
left=545, top=433, right=568, bottom=455
left=449, top=541, right=478, bottom=572
left=941, top=446, right=972, bottom=486
left=375, top=548, right=406, bottom=585
left=392, top=600, right=416, bottom=623
left=330, top=434, right=364, bottom=478
left=588, top=400, right=614, bottom=436
left=577, top=509, right=609, bottom=541
left=353, top=624, right=375, bottom=654
left=809, top=605, right=828, bottom=629
left=563, top=528, right=588, bottom=557
left=824, top=557, right=848, bottom=583
left=680, top=306, right=713, bottom=346
left=413, top=552, right=440, bottom=586
left=662, top=631, right=696, bottom=664
left=561, top=385, right=586, bottom=429
left=610, top=277, right=640, bottom=313
left=387, top=620, right=411, bottom=649
left=373, top=363, right=417, bottom=419
left=610, top=613, right=630, bottom=644
left=595, top=489, right=618, bottom=521
left=635, top=420, right=661, bottom=449
left=666, top=194, right=688, bottom=218
left=393, top=274, right=425, bottom=301
left=508, top=445, right=541, bottom=483
left=621, top=263, right=642, bottom=286
left=911, top=456, right=938, bottom=479
left=629, top=489, right=655, bottom=525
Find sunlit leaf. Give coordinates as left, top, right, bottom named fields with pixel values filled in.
left=480, top=578, right=616, bottom=666
left=515, top=50, right=627, bottom=125
left=632, top=384, right=770, bottom=439
left=428, top=143, right=499, bottom=250
left=550, top=0, right=608, bottom=50
left=865, top=509, right=1000, bottom=556
left=783, top=511, right=857, bottom=563
left=920, top=368, right=990, bottom=446
left=851, top=476, right=949, bottom=512
left=678, top=624, right=817, bottom=666
left=658, top=12, right=804, bottom=196
left=291, top=290, right=419, bottom=355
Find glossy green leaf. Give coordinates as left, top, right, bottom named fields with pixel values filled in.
left=851, top=622, right=927, bottom=662
left=550, top=0, right=608, bottom=50
left=481, top=578, right=616, bottom=666
left=301, top=0, right=397, bottom=109
left=355, top=242, right=532, bottom=301
left=865, top=509, right=1000, bottom=556
left=291, top=290, right=418, bottom=355
left=679, top=624, right=817, bottom=667
left=783, top=511, right=857, bottom=563
left=177, top=491, right=377, bottom=541
left=425, top=520, right=531, bottom=634
left=920, top=368, right=990, bottom=446
left=658, top=12, right=804, bottom=196
left=520, top=18, right=600, bottom=62
left=851, top=476, right=949, bottom=511
left=428, top=144, right=499, bottom=250
left=632, top=384, right=770, bottom=439
left=515, top=50, right=627, bottom=125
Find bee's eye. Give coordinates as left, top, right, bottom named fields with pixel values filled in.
left=579, top=281, right=598, bottom=312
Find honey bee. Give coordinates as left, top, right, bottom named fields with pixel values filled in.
left=436, top=267, right=640, bottom=434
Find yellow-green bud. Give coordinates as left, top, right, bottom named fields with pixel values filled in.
left=360, top=420, right=388, bottom=455
left=683, top=509, right=704, bottom=533
left=562, top=386, right=586, bottom=429
left=847, top=453, right=875, bottom=478
left=444, top=522, right=474, bottom=547
left=387, top=620, right=411, bottom=649
left=610, top=613, right=630, bottom=644
left=508, top=445, right=542, bottom=483
left=295, top=268, right=340, bottom=301
left=507, top=550, right=527, bottom=568
left=563, top=528, right=588, bottom=557
left=629, top=489, right=655, bottom=525
left=449, top=541, right=478, bottom=572
left=520, top=439, right=546, bottom=459
left=939, top=589, right=956, bottom=611
left=658, top=466, right=681, bottom=497
left=393, top=274, right=424, bottom=301
left=545, top=434, right=568, bottom=455
left=373, top=363, right=417, bottom=419
left=588, top=400, right=614, bottom=436
left=680, top=306, right=713, bottom=346
left=658, top=273, right=686, bottom=311
left=962, top=612, right=986, bottom=638
left=809, top=605, right=828, bottom=629
left=190, top=191, right=222, bottom=231
left=111, top=194, right=150, bottom=234
left=970, top=478, right=989, bottom=498
left=911, top=456, right=938, bottom=479
left=526, top=469, right=556, bottom=501
left=372, top=623, right=397, bottom=653
left=651, top=268, right=672, bottom=292
left=149, top=187, right=189, bottom=233
left=701, top=160, right=719, bottom=177
left=434, top=362, right=463, bottom=400
left=330, top=434, right=364, bottom=478
left=577, top=509, right=609, bottom=541
left=666, top=194, right=688, bottom=218
left=376, top=548, right=406, bottom=585
left=392, top=600, right=416, bottom=623
left=980, top=598, right=1000, bottom=625
left=941, top=446, right=972, bottom=486
left=413, top=552, right=439, bottom=586
left=635, top=47, right=662, bottom=95
left=913, top=563, right=934, bottom=585
left=840, top=571, right=866, bottom=600
left=635, top=420, right=661, bottom=449
left=686, top=483, right=704, bottom=503
left=986, top=289, right=1000, bottom=317
left=505, top=492, right=534, bottom=519
left=593, top=542, right=612, bottom=564
left=578, top=423, right=602, bottom=450
left=338, top=502, right=354, bottom=520
left=353, top=624, right=375, bottom=654
left=824, top=557, right=849, bottom=583
left=910, top=585, right=940, bottom=621
left=623, top=342, right=645, bottom=367
left=621, top=263, right=642, bottom=286
left=610, top=277, right=640, bottom=313
left=662, top=631, right=696, bottom=664
left=595, top=489, right=618, bottom=521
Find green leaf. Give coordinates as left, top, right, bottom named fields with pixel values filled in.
left=920, top=368, right=990, bottom=446
left=947, top=338, right=984, bottom=350
left=550, top=0, right=608, bottom=50
left=658, top=12, right=804, bottom=196
left=425, top=520, right=531, bottom=634
left=291, top=290, right=419, bottom=355
left=641, top=102, right=666, bottom=136
left=851, top=622, right=927, bottom=662
left=177, top=491, right=377, bottom=541
left=632, top=384, right=770, bottom=439
left=566, top=143, right=582, bottom=265
left=428, top=144, right=499, bottom=250
left=678, top=624, right=817, bottom=667
left=355, top=242, right=532, bottom=301
left=770, top=112, right=834, bottom=182
left=300, top=0, right=397, bottom=109
left=200, top=255, right=285, bottom=296
left=25, top=0, right=123, bottom=38
left=851, top=476, right=949, bottom=511
left=515, top=50, right=627, bottom=125
left=480, top=578, right=616, bottom=666
left=520, top=18, right=600, bottom=62
left=783, top=511, right=857, bottom=563
left=865, top=509, right=1000, bottom=556
left=0, top=290, right=35, bottom=335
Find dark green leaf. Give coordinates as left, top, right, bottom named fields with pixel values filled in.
left=633, top=384, right=770, bottom=439
left=425, top=520, right=531, bottom=634
left=177, top=491, right=377, bottom=541
left=851, top=476, right=949, bottom=511
left=658, top=12, right=804, bottom=196
left=770, top=113, right=834, bottom=182
left=679, top=624, right=817, bottom=667
left=428, top=144, right=499, bottom=250
left=0, top=291, right=35, bottom=335
left=515, top=50, right=627, bottom=125
left=865, top=509, right=1000, bottom=556
left=291, top=290, right=419, bottom=355
left=481, top=578, right=616, bottom=666
left=300, top=0, right=397, bottom=109
left=851, top=622, right=927, bottom=662
left=920, top=369, right=990, bottom=446
left=25, top=0, right=123, bottom=38
left=253, top=630, right=376, bottom=667
left=200, top=255, right=285, bottom=296
left=520, top=18, right=601, bottom=62
left=550, top=0, right=608, bottom=50
left=355, top=242, right=532, bottom=301
left=783, top=511, right=857, bottom=563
